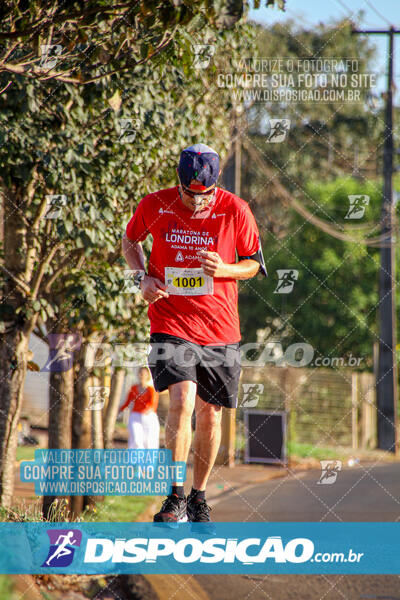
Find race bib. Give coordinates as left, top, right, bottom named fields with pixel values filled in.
left=165, top=267, right=214, bottom=296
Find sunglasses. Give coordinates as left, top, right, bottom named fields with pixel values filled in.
left=181, top=185, right=216, bottom=199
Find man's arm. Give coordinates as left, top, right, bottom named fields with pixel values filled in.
left=122, top=233, right=169, bottom=303
left=118, top=388, right=132, bottom=413
left=122, top=232, right=146, bottom=271
left=197, top=250, right=259, bottom=280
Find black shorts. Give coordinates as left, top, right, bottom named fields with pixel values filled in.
left=148, top=333, right=241, bottom=409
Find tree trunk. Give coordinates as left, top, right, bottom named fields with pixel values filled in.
left=91, top=374, right=104, bottom=449
left=42, top=364, right=74, bottom=519
left=0, top=185, right=36, bottom=507
left=70, top=344, right=93, bottom=517
left=0, top=328, right=30, bottom=507
left=103, top=368, right=125, bottom=449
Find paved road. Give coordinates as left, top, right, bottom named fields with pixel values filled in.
left=191, top=463, right=400, bottom=600
left=212, top=462, right=400, bottom=522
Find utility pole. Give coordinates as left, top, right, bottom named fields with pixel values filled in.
left=352, top=27, right=399, bottom=453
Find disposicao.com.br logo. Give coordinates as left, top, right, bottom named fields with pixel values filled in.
left=83, top=535, right=363, bottom=566
left=2, top=522, right=391, bottom=575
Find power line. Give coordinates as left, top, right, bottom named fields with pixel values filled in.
left=243, top=138, right=390, bottom=247
left=332, top=0, right=356, bottom=20
left=364, top=0, right=392, bottom=28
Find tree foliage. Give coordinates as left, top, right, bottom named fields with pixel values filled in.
left=239, top=178, right=396, bottom=368
left=0, top=0, right=259, bottom=506
left=238, top=19, right=400, bottom=366
left=241, top=19, right=381, bottom=236
left=0, top=0, right=285, bottom=84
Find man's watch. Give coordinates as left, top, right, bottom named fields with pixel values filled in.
left=133, top=270, right=146, bottom=290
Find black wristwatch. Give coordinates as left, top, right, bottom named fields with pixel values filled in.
left=133, top=270, right=146, bottom=290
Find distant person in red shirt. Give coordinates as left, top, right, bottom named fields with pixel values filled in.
left=122, top=143, right=267, bottom=523
left=119, top=366, right=160, bottom=449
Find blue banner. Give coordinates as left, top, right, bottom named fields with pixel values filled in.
left=0, top=522, right=399, bottom=574
left=20, top=449, right=186, bottom=496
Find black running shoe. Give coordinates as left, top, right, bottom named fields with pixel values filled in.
left=187, top=493, right=212, bottom=523
left=153, top=494, right=188, bottom=523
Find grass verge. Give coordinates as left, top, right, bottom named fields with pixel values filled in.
left=0, top=494, right=155, bottom=523
left=16, top=446, right=37, bottom=462
left=288, top=441, right=339, bottom=460
left=84, top=495, right=155, bottom=522
left=0, top=576, right=19, bottom=600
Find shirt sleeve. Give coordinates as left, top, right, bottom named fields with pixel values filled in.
left=151, top=388, right=159, bottom=412
left=119, top=386, right=135, bottom=411
left=126, top=198, right=150, bottom=242
left=236, top=203, right=267, bottom=277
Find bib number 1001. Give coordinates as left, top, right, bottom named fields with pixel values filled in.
left=165, top=267, right=213, bottom=295
left=173, top=276, right=204, bottom=288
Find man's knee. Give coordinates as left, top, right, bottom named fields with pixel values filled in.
left=168, top=384, right=195, bottom=419
left=196, top=401, right=222, bottom=429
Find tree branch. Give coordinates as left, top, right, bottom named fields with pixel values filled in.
left=0, top=265, right=31, bottom=295
left=31, top=242, right=63, bottom=300
left=0, top=3, right=133, bottom=39
left=44, top=249, right=85, bottom=293
left=0, top=61, right=82, bottom=83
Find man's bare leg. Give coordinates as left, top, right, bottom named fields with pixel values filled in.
left=154, top=380, right=196, bottom=522
left=192, top=395, right=222, bottom=491
left=166, top=380, right=196, bottom=468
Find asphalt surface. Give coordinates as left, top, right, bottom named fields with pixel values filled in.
left=212, top=462, right=400, bottom=522
left=191, top=463, right=400, bottom=600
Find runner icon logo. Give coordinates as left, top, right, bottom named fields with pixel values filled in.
left=240, top=383, right=264, bottom=407
left=122, top=269, right=145, bottom=294
left=86, top=386, right=110, bottom=410
left=42, top=333, right=82, bottom=372
left=40, top=44, right=62, bottom=69
left=345, top=195, right=369, bottom=220
left=192, top=44, right=215, bottom=69
left=42, top=529, right=82, bottom=567
left=274, top=269, right=299, bottom=294
left=317, top=460, right=342, bottom=485
left=43, top=194, right=67, bottom=219
left=266, top=119, right=291, bottom=143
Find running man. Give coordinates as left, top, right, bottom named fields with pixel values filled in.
left=45, top=531, right=77, bottom=566
left=122, top=143, right=267, bottom=523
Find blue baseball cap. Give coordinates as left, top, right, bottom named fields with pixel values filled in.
left=178, top=143, right=220, bottom=192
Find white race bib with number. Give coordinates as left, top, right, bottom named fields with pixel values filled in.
left=165, top=267, right=214, bottom=296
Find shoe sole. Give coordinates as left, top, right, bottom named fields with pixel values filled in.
left=153, top=514, right=188, bottom=527
left=153, top=516, right=188, bottom=530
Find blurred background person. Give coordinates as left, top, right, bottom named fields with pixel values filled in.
left=119, top=366, right=160, bottom=449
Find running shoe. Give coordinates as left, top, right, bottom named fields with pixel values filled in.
left=153, top=494, right=188, bottom=523
left=187, top=492, right=212, bottom=523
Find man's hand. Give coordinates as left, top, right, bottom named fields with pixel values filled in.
left=140, top=275, right=169, bottom=303
left=197, top=250, right=227, bottom=277
left=198, top=250, right=260, bottom=280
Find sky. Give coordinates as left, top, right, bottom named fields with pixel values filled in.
left=248, top=0, right=400, bottom=97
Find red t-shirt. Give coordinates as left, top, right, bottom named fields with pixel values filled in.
left=125, top=186, right=261, bottom=345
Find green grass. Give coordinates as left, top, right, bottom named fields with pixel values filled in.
left=82, top=496, right=154, bottom=522
left=84, top=494, right=155, bottom=522
left=0, top=494, right=155, bottom=523
left=16, top=446, right=37, bottom=461
left=288, top=441, right=340, bottom=460
left=0, top=575, right=19, bottom=600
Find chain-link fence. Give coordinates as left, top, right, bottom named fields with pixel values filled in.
left=238, top=366, right=376, bottom=453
